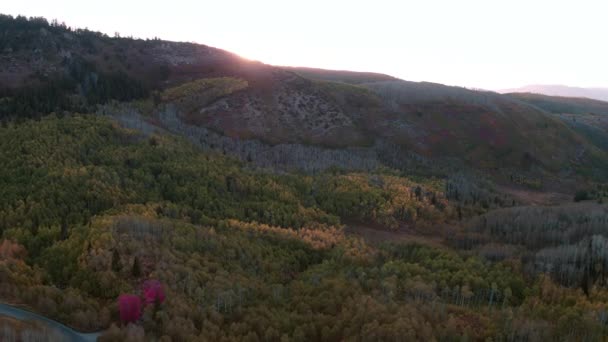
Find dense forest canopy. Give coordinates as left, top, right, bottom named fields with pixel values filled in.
left=0, top=114, right=606, bottom=341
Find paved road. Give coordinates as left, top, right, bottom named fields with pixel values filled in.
left=0, top=303, right=100, bottom=341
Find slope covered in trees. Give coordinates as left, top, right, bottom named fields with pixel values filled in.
left=507, top=92, right=608, bottom=116
left=505, top=93, right=608, bottom=155
left=0, top=114, right=606, bottom=340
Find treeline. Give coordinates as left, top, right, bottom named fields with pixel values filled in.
left=0, top=14, right=153, bottom=52
left=0, top=77, right=76, bottom=120
left=464, top=204, right=608, bottom=250
left=445, top=172, right=518, bottom=217
left=534, top=235, right=608, bottom=293
left=0, top=14, right=72, bottom=52
left=449, top=203, right=608, bottom=295
left=0, top=62, right=149, bottom=120
left=0, top=14, right=173, bottom=120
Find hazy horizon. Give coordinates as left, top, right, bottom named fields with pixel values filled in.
left=5, top=0, right=608, bottom=90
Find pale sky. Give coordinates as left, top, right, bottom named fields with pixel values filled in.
left=4, top=0, right=607, bottom=89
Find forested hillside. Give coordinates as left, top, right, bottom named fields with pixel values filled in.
left=505, top=93, right=608, bottom=155
left=2, top=14, right=608, bottom=182
left=1, top=14, right=608, bottom=341
left=507, top=92, right=608, bottom=116
left=2, top=114, right=607, bottom=341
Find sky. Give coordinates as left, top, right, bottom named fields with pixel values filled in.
left=4, top=0, right=607, bottom=89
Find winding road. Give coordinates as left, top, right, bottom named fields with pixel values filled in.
left=0, top=303, right=100, bottom=341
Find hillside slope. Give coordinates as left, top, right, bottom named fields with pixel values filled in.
left=360, top=81, right=596, bottom=174
left=506, top=93, right=608, bottom=153
left=506, top=93, right=608, bottom=116
left=500, top=85, right=608, bottom=102
left=1, top=14, right=607, bottom=183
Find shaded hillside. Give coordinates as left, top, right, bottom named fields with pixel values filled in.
left=556, top=113, right=608, bottom=152
left=507, top=93, right=608, bottom=115
left=505, top=93, right=608, bottom=153
left=500, top=85, right=608, bottom=102
left=360, top=81, right=606, bottom=179
left=130, top=74, right=608, bottom=182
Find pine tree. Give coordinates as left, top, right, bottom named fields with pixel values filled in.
left=112, top=249, right=122, bottom=272
left=132, top=256, right=142, bottom=277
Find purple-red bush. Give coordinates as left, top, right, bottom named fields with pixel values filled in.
left=118, top=294, right=141, bottom=323
left=143, top=280, right=165, bottom=305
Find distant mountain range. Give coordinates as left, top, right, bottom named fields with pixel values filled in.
left=499, top=85, right=608, bottom=102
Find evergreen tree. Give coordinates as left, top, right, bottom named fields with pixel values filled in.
left=132, top=256, right=142, bottom=277
left=112, top=249, right=122, bottom=272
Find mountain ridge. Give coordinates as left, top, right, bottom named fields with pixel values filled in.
left=499, top=84, right=608, bottom=102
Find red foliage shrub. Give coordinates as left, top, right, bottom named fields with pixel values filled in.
left=118, top=294, right=141, bottom=323
left=143, top=280, right=165, bottom=305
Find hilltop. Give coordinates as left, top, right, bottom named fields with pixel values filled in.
left=500, top=84, right=608, bottom=102
left=506, top=92, right=608, bottom=116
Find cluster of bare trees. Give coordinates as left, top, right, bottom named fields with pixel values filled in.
left=113, top=215, right=169, bottom=242
left=460, top=203, right=608, bottom=292
left=100, top=100, right=493, bottom=179
left=446, top=172, right=516, bottom=208
left=99, top=103, right=382, bottom=173
left=534, top=235, right=608, bottom=293
left=0, top=321, right=64, bottom=342
left=468, top=204, right=608, bottom=249
left=375, top=140, right=461, bottom=177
